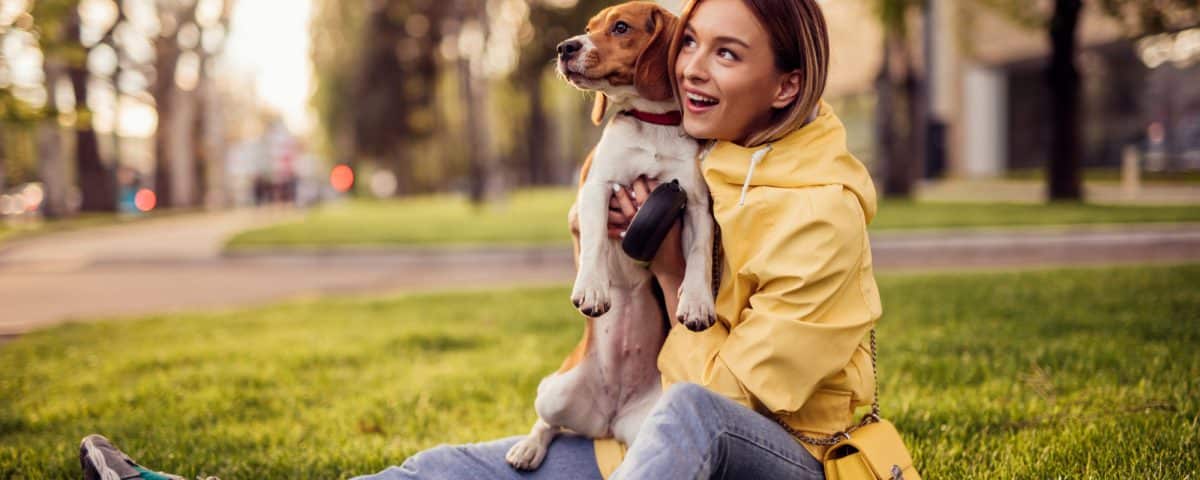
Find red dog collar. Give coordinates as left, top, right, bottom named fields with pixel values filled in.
left=622, top=109, right=683, bottom=126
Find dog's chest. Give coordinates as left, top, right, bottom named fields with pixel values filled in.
left=592, top=117, right=700, bottom=184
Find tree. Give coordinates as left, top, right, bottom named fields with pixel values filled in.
left=352, top=0, right=446, bottom=196
left=873, top=0, right=925, bottom=199
left=71, top=2, right=122, bottom=212
left=310, top=0, right=368, bottom=187
left=979, top=0, right=1198, bottom=201
left=513, top=0, right=613, bottom=187
left=30, top=0, right=81, bottom=218
left=151, top=0, right=194, bottom=208
left=1045, top=0, right=1082, bottom=201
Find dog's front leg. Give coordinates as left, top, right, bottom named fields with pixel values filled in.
left=505, top=418, right=560, bottom=470
left=675, top=191, right=717, bottom=331
left=570, top=180, right=615, bottom=317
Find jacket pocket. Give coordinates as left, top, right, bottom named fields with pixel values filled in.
left=786, top=388, right=855, bottom=435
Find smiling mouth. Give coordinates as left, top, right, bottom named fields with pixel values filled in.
left=685, top=91, right=719, bottom=112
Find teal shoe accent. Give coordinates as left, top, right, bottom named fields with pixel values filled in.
left=133, top=465, right=178, bottom=480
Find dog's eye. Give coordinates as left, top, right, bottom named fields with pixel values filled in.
left=611, top=21, right=629, bottom=35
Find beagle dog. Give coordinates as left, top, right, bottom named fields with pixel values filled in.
left=505, top=1, right=716, bottom=470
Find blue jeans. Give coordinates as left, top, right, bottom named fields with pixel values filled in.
left=354, top=383, right=824, bottom=479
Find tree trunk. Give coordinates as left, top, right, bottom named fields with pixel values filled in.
left=0, top=126, right=7, bottom=191
left=153, top=34, right=182, bottom=207
left=166, top=83, right=199, bottom=207
left=878, top=34, right=917, bottom=198
left=70, top=66, right=117, bottom=211
left=38, top=63, right=71, bottom=218
left=1046, top=0, right=1083, bottom=201
left=460, top=54, right=487, bottom=204
left=197, top=58, right=227, bottom=208
left=524, top=71, right=550, bottom=186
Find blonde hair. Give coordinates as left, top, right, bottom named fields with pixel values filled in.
left=668, top=0, right=830, bottom=147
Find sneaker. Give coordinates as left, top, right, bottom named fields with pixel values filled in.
left=79, top=434, right=188, bottom=480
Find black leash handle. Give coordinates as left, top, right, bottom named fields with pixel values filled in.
left=621, top=179, right=687, bottom=263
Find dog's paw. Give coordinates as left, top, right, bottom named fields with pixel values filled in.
left=676, top=287, right=716, bottom=332
left=506, top=436, right=548, bottom=471
left=570, top=273, right=611, bottom=317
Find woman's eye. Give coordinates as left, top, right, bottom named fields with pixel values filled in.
left=718, top=48, right=738, bottom=61
left=612, top=21, right=629, bottom=34
left=681, top=34, right=696, bottom=48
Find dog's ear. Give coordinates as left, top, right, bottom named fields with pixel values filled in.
left=633, top=7, right=677, bottom=102
left=590, top=92, right=608, bottom=126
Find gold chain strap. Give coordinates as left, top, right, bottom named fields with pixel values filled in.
left=770, top=329, right=880, bottom=446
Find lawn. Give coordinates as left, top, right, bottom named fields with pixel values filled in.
left=226, top=188, right=576, bottom=250
left=224, top=187, right=1200, bottom=249
left=2, top=264, right=1198, bottom=478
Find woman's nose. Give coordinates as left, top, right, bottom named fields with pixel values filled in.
left=680, top=54, right=709, bottom=83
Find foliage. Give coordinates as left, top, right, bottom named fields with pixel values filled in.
left=1094, top=0, right=1199, bottom=35
left=308, top=0, right=368, bottom=165
left=871, top=0, right=922, bottom=37
left=0, top=264, right=1197, bottom=477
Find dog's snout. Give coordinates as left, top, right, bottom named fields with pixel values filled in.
left=557, top=39, right=582, bottom=60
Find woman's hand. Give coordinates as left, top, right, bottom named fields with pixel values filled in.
left=608, top=176, right=687, bottom=283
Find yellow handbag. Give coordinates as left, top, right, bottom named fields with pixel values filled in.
left=772, top=330, right=920, bottom=480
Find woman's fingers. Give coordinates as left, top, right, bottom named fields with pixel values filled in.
left=632, top=176, right=653, bottom=208
left=613, top=183, right=638, bottom=218
left=608, top=209, right=628, bottom=227
left=607, top=183, right=637, bottom=239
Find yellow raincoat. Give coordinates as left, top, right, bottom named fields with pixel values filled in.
left=594, top=100, right=883, bottom=477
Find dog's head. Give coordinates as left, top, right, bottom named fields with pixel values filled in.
left=555, top=1, right=677, bottom=125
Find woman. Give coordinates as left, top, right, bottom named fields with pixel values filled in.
left=80, top=0, right=880, bottom=478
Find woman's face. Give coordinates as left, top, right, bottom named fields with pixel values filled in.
left=675, top=0, right=798, bottom=144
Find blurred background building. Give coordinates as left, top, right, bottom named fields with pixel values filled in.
left=0, top=0, right=1197, bottom=223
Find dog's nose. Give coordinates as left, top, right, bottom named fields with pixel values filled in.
left=557, top=39, right=582, bottom=60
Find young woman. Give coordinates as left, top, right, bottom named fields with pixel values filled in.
left=80, top=0, right=880, bottom=478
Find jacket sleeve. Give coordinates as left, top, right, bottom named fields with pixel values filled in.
left=657, top=186, right=878, bottom=414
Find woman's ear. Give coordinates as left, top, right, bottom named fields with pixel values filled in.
left=591, top=92, right=608, bottom=125
left=771, top=70, right=802, bottom=109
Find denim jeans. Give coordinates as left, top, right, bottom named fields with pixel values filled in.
left=353, top=382, right=824, bottom=479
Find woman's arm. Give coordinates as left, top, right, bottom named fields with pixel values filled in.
left=657, top=187, right=879, bottom=413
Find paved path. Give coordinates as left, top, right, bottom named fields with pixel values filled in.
left=2, top=212, right=1199, bottom=337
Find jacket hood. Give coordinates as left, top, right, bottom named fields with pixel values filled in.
left=701, top=100, right=878, bottom=224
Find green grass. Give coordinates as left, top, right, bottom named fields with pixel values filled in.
left=871, top=200, right=1200, bottom=231
left=225, top=188, right=1200, bottom=249
left=2, top=264, right=1198, bottom=478
left=226, top=188, right=576, bottom=250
